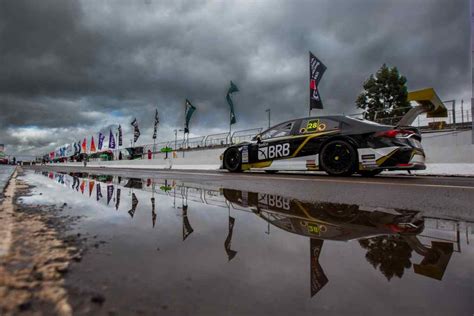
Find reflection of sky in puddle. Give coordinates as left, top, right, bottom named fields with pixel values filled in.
left=18, top=170, right=474, bottom=314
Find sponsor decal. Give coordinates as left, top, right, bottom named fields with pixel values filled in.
left=258, top=193, right=290, bottom=211
left=241, top=145, right=249, bottom=163
left=258, top=143, right=290, bottom=160
left=361, top=154, right=376, bottom=160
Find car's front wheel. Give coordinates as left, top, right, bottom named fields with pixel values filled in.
left=223, top=147, right=242, bottom=172
left=320, top=140, right=357, bottom=176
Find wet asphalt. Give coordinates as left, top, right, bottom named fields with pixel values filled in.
left=14, top=167, right=474, bottom=315
left=0, top=165, right=15, bottom=201
left=29, top=165, right=474, bottom=221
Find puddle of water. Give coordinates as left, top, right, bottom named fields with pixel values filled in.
left=19, top=170, right=474, bottom=315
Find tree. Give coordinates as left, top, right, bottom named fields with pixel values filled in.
left=356, top=64, right=411, bottom=123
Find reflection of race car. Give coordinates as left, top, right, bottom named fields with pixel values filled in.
left=222, top=115, right=426, bottom=176
left=223, top=189, right=424, bottom=240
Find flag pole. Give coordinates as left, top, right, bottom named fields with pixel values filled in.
left=229, top=105, right=232, bottom=145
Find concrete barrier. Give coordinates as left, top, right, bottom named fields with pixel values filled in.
left=58, top=148, right=223, bottom=170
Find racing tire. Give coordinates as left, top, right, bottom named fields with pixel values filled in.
left=223, top=147, right=242, bottom=173
left=264, top=170, right=278, bottom=174
left=358, top=169, right=383, bottom=177
left=320, top=140, right=357, bottom=176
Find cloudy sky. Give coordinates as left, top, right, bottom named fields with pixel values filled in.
left=0, top=0, right=470, bottom=157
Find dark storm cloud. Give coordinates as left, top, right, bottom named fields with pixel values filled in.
left=0, top=0, right=470, bottom=156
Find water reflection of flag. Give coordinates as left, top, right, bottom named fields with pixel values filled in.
left=107, top=185, right=114, bottom=205
left=89, top=181, right=95, bottom=197
left=72, top=177, right=79, bottom=191
left=151, top=197, right=156, bottom=228
left=310, top=238, right=328, bottom=297
left=224, top=216, right=237, bottom=261
left=80, top=180, right=85, bottom=194
left=96, top=183, right=103, bottom=201
left=182, top=205, right=194, bottom=241
left=115, top=188, right=121, bottom=210
left=128, top=193, right=139, bottom=218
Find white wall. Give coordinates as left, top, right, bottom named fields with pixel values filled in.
left=422, top=130, right=474, bottom=163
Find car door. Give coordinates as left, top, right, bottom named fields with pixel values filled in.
left=250, top=120, right=299, bottom=164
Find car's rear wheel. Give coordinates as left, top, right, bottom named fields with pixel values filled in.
left=320, top=140, right=357, bottom=176
left=224, top=147, right=242, bottom=172
left=358, top=169, right=382, bottom=177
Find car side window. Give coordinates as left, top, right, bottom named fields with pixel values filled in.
left=299, top=118, right=340, bottom=134
left=261, top=122, right=294, bottom=140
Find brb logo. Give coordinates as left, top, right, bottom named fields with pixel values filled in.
left=258, top=143, right=290, bottom=160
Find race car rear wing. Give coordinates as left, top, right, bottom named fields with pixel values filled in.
left=397, top=88, right=448, bottom=127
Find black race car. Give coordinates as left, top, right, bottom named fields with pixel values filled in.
left=221, top=115, right=425, bottom=176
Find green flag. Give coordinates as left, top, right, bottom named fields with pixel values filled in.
left=226, top=81, right=239, bottom=125
left=185, top=99, right=196, bottom=134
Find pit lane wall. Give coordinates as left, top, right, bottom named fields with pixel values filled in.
left=52, top=129, right=474, bottom=170
left=422, top=130, right=474, bottom=163
left=58, top=148, right=224, bottom=170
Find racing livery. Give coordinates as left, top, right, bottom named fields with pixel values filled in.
left=222, top=115, right=426, bottom=176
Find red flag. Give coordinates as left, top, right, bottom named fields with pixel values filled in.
left=82, top=138, right=87, bottom=152
left=90, top=136, right=96, bottom=153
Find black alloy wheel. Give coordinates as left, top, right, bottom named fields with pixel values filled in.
left=224, top=147, right=242, bottom=172
left=320, top=140, right=357, bottom=176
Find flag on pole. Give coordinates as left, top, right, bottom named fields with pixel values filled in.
left=98, top=132, right=105, bottom=151
left=184, top=99, right=196, bottom=134
left=118, top=125, right=123, bottom=146
left=226, top=81, right=239, bottom=125
left=131, top=118, right=141, bottom=143
left=309, top=51, right=327, bottom=110
left=128, top=193, right=139, bottom=218
left=90, top=136, right=96, bottom=153
left=109, top=129, right=116, bottom=149
left=152, top=109, right=159, bottom=140
left=82, top=138, right=87, bottom=153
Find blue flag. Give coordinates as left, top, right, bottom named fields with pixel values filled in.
left=109, top=129, right=116, bottom=149
left=98, top=132, right=105, bottom=150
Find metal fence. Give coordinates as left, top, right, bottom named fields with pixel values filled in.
left=349, top=102, right=473, bottom=131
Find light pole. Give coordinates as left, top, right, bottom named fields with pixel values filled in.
left=174, top=129, right=184, bottom=151
left=265, top=108, right=271, bottom=128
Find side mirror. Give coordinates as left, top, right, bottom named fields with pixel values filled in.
left=252, top=134, right=262, bottom=143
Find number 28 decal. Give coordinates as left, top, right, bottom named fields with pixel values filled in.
left=306, top=119, right=326, bottom=132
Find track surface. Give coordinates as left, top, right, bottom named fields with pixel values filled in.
left=29, top=166, right=474, bottom=221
